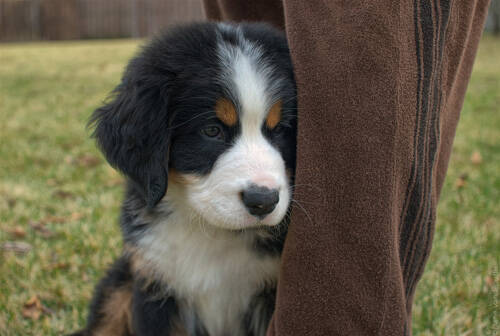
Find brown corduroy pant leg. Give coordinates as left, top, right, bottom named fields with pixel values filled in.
left=203, top=1, right=490, bottom=335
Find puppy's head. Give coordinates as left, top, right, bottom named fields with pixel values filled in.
left=91, top=22, right=296, bottom=229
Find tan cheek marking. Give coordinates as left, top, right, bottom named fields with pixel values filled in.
left=169, top=169, right=201, bottom=186
left=124, top=247, right=159, bottom=294
left=266, top=100, right=282, bottom=129
left=215, top=98, right=238, bottom=126
left=94, top=285, right=133, bottom=336
left=125, top=244, right=155, bottom=280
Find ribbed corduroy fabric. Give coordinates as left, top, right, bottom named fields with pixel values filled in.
left=203, top=1, right=490, bottom=335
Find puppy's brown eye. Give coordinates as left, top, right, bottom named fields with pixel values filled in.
left=202, top=125, right=223, bottom=139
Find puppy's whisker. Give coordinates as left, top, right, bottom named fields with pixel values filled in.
left=290, top=199, right=314, bottom=226
left=286, top=197, right=325, bottom=206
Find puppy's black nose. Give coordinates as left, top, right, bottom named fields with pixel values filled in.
left=240, top=185, right=279, bottom=218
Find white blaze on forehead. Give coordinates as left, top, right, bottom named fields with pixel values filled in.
left=217, top=36, right=283, bottom=177
left=216, top=24, right=276, bottom=134
left=231, top=50, right=269, bottom=131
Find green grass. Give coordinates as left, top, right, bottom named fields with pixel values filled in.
left=0, top=37, right=498, bottom=335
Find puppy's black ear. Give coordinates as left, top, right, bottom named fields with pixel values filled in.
left=90, top=76, right=171, bottom=208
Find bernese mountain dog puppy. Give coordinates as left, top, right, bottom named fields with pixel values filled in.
left=72, top=22, right=297, bottom=336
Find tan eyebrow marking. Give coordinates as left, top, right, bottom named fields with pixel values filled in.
left=266, top=100, right=282, bottom=129
left=215, top=98, right=238, bottom=126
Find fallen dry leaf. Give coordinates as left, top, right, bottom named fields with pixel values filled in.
left=6, top=226, right=27, bottom=238
left=2, top=241, right=32, bottom=255
left=470, top=151, right=482, bottom=165
left=46, top=262, right=70, bottom=271
left=70, top=212, right=84, bottom=221
left=41, top=305, right=54, bottom=315
left=64, top=155, right=74, bottom=164
left=22, top=296, right=42, bottom=320
left=22, top=295, right=53, bottom=320
left=76, top=154, right=101, bottom=168
left=46, top=178, right=59, bottom=187
left=455, top=173, right=468, bottom=189
left=485, top=275, right=496, bottom=288
left=6, top=198, right=16, bottom=208
left=53, top=190, right=74, bottom=200
left=455, top=178, right=466, bottom=188
left=28, top=214, right=71, bottom=237
left=42, top=215, right=67, bottom=224
left=29, top=221, right=56, bottom=238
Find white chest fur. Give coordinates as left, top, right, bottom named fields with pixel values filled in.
left=136, top=210, right=280, bottom=335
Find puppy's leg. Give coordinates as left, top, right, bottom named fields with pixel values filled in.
left=73, top=256, right=134, bottom=336
left=131, top=281, right=185, bottom=336
left=243, top=287, right=277, bottom=336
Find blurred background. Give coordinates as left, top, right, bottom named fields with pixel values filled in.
left=0, top=1, right=498, bottom=335
left=0, top=0, right=204, bottom=41
left=0, top=0, right=499, bottom=42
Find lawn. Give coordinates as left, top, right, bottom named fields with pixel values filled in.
left=0, top=37, right=498, bottom=335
